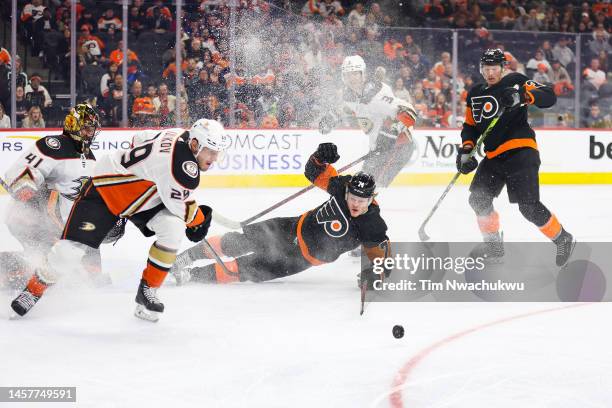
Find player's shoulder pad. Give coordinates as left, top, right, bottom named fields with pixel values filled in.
left=502, top=71, right=528, bottom=85
left=35, top=134, right=81, bottom=159
left=171, top=139, right=200, bottom=190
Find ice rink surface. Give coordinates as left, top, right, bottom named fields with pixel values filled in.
left=1, top=184, right=611, bottom=407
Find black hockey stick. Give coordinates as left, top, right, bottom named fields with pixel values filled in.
left=360, top=275, right=367, bottom=316
left=213, top=150, right=377, bottom=230
left=418, top=107, right=507, bottom=242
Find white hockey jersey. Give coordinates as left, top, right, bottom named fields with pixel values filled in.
left=92, top=128, right=202, bottom=224
left=4, top=134, right=95, bottom=223
left=342, top=81, right=416, bottom=150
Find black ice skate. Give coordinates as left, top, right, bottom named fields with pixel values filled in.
left=470, top=232, right=505, bottom=263
left=134, top=279, right=164, bottom=322
left=10, top=288, right=41, bottom=317
left=553, top=229, right=576, bottom=267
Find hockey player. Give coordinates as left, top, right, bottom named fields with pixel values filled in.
left=456, top=48, right=575, bottom=266
left=10, top=119, right=230, bottom=321
left=319, top=55, right=417, bottom=188
left=0, top=103, right=112, bottom=288
left=169, top=143, right=391, bottom=287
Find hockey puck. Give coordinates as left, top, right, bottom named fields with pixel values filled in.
left=392, top=325, right=404, bottom=339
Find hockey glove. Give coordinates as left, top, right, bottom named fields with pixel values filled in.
left=185, top=205, right=212, bottom=243
left=313, top=142, right=340, bottom=164
left=500, top=85, right=525, bottom=109
left=456, top=146, right=478, bottom=174
left=318, top=113, right=338, bottom=135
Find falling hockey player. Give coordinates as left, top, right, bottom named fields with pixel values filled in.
left=10, top=119, right=230, bottom=321
left=319, top=55, right=417, bottom=188
left=456, top=48, right=575, bottom=266
left=1, top=103, right=115, bottom=289
left=169, top=143, right=391, bottom=287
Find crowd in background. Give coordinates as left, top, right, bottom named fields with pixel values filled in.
left=0, top=0, right=611, bottom=129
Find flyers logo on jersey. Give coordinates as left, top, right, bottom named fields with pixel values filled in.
left=316, top=196, right=349, bottom=238
left=470, top=96, right=499, bottom=123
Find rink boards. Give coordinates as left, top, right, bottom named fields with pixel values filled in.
left=0, top=128, right=610, bottom=188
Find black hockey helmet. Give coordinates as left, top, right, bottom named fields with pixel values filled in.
left=480, top=48, right=506, bottom=67
left=347, top=171, right=376, bottom=198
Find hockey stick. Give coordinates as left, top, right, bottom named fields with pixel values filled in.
left=360, top=275, right=367, bottom=316
left=0, top=176, right=11, bottom=193
left=200, top=238, right=240, bottom=278
left=213, top=150, right=377, bottom=230
left=418, top=107, right=507, bottom=242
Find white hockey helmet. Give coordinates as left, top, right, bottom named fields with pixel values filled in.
left=189, top=119, right=231, bottom=154
left=341, top=55, right=366, bottom=86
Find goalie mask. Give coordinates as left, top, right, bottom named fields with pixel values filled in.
left=63, top=103, right=100, bottom=155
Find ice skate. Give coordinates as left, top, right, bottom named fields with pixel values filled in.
left=134, top=279, right=164, bottom=322
left=470, top=232, right=504, bottom=264
left=554, top=229, right=576, bottom=267
left=10, top=288, right=41, bottom=317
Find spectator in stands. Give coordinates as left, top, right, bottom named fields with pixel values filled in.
left=100, top=62, right=119, bottom=99
left=347, top=3, right=366, bottom=28
left=78, top=26, right=105, bottom=57
left=0, top=102, right=10, bottom=128
left=541, top=40, right=555, bottom=62
left=542, top=7, right=560, bottom=32
left=278, top=102, right=299, bottom=128
left=13, top=86, right=28, bottom=125
left=526, top=49, right=551, bottom=75
left=317, top=0, right=345, bottom=18
left=588, top=27, right=611, bottom=57
left=77, top=10, right=97, bottom=34
left=583, top=57, right=607, bottom=91
left=427, top=93, right=450, bottom=127
left=432, top=51, right=451, bottom=77
left=147, top=84, right=158, bottom=100
left=423, top=0, right=446, bottom=21
left=583, top=103, right=611, bottom=128
left=131, top=83, right=156, bottom=127
left=109, top=41, right=140, bottom=83
left=494, top=0, right=516, bottom=29
left=129, top=6, right=145, bottom=34
left=32, top=8, right=58, bottom=57
left=552, top=37, right=575, bottom=68
left=22, top=105, right=45, bottom=128
left=98, top=8, right=122, bottom=32
left=402, top=34, right=421, bottom=57
left=597, top=50, right=609, bottom=73
left=550, top=59, right=574, bottom=96
left=8, top=56, right=28, bottom=90
left=24, top=74, right=52, bottom=108
left=407, top=52, right=427, bottom=82
left=20, top=0, right=46, bottom=55
left=533, top=63, right=552, bottom=84
left=514, top=8, right=542, bottom=31
left=104, top=73, right=124, bottom=125
left=145, top=1, right=172, bottom=33
left=578, top=12, right=594, bottom=32
left=254, top=83, right=279, bottom=125
left=383, top=37, right=403, bottom=65
left=449, top=2, right=470, bottom=28
left=153, top=83, right=176, bottom=126
left=186, top=38, right=205, bottom=61
left=127, top=79, right=143, bottom=120
left=393, top=77, right=411, bottom=102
